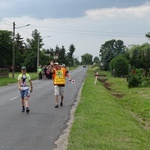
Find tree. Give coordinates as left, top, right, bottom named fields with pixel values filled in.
left=145, top=32, right=150, bottom=40
left=130, top=46, right=141, bottom=68
left=128, top=43, right=150, bottom=69
left=81, top=53, right=93, bottom=65
left=110, top=56, right=129, bottom=77
left=15, top=33, right=25, bottom=71
left=66, top=44, right=76, bottom=66
left=0, top=30, right=13, bottom=67
left=58, top=45, right=66, bottom=64
left=113, top=40, right=126, bottom=56
left=100, top=39, right=126, bottom=71
left=67, top=44, right=75, bottom=59
left=93, top=56, right=100, bottom=65
left=24, top=29, right=44, bottom=71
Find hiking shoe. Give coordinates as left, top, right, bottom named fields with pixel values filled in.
left=55, top=105, right=59, bottom=108
left=26, top=108, right=30, bottom=113
left=22, top=108, right=25, bottom=112
left=22, top=106, right=25, bottom=112
left=60, top=102, right=63, bottom=106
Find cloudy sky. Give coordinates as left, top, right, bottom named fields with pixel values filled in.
left=0, top=0, right=150, bottom=60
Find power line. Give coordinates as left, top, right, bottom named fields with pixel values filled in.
left=0, top=18, right=12, bottom=26
left=30, top=26, right=146, bottom=38
left=16, top=28, right=32, bottom=37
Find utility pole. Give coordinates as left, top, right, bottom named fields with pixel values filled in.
left=11, top=22, right=30, bottom=78
left=37, top=35, right=40, bottom=73
left=12, top=22, right=15, bottom=78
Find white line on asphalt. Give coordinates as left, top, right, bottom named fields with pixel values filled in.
left=9, top=96, right=18, bottom=101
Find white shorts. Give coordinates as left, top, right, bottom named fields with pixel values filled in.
left=54, top=85, right=64, bottom=96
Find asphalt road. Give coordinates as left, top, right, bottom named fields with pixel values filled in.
left=0, top=66, right=87, bottom=150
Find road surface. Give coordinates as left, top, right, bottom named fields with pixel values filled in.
left=0, top=66, right=87, bottom=150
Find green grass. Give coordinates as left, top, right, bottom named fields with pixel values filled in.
left=67, top=68, right=150, bottom=150
left=0, top=66, right=77, bottom=86
left=106, top=73, right=150, bottom=127
left=0, top=72, right=38, bottom=86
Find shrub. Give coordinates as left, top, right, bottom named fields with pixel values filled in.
left=127, top=73, right=142, bottom=88
left=110, top=56, right=129, bottom=77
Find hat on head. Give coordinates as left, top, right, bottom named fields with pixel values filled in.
left=54, top=62, right=59, bottom=65
left=21, top=66, right=26, bottom=70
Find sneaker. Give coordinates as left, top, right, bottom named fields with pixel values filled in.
left=22, top=108, right=25, bottom=112
left=60, top=102, right=63, bottom=106
left=55, top=105, right=59, bottom=108
left=26, top=108, right=30, bottom=113
left=22, top=106, right=25, bottom=112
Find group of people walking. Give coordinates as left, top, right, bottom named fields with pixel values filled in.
left=17, top=61, right=72, bottom=113
left=38, top=65, right=52, bottom=80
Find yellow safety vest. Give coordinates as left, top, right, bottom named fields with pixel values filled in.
left=53, top=68, right=66, bottom=85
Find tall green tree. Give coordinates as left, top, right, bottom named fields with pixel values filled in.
left=100, top=39, right=126, bottom=70
left=93, top=56, right=100, bottom=65
left=68, top=44, right=75, bottom=59
left=130, top=46, right=141, bottom=68
left=15, top=33, right=25, bottom=70
left=0, top=30, right=13, bottom=67
left=139, top=43, right=150, bottom=69
left=66, top=44, right=76, bottom=66
left=81, top=53, right=93, bottom=65
left=24, top=29, right=44, bottom=71
left=58, top=45, right=66, bottom=64
left=128, top=43, right=150, bottom=69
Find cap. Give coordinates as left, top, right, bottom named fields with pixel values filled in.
left=54, top=62, right=59, bottom=65
left=21, top=66, right=26, bottom=70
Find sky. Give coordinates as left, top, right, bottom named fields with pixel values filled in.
left=0, top=0, right=150, bottom=61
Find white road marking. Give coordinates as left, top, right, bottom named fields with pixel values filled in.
left=9, top=96, right=18, bottom=101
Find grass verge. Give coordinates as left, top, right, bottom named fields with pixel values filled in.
left=67, top=67, right=150, bottom=150
left=0, top=72, right=38, bottom=86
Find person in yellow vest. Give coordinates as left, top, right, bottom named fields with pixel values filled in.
left=50, top=62, right=71, bottom=108
left=38, top=65, right=42, bottom=80
left=18, top=66, right=33, bottom=113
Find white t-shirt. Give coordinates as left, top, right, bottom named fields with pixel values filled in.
left=18, top=73, right=31, bottom=90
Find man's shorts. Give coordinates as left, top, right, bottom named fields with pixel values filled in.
left=20, top=89, right=29, bottom=98
left=54, top=85, right=64, bottom=96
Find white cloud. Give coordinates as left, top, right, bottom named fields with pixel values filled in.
left=0, top=2, right=150, bottom=59
left=86, top=2, right=150, bottom=20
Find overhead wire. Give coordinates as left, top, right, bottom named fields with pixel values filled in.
left=0, top=20, right=147, bottom=40
left=29, top=26, right=146, bottom=38
left=0, top=18, right=13, bottom=27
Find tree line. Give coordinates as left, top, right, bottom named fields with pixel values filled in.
left=0, top=29, right=81, bottom=72
left=100, top=35, right=150, bottom=73
left=0, top=29, right=100, bottom=72
left=99, top=33, right=150, bottom=87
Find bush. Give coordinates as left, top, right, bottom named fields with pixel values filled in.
left=110, top=56, right=129, bottom=77
left=127, top=73, right=142, bottom=88
left=141, top=77, right=150, bottom=87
